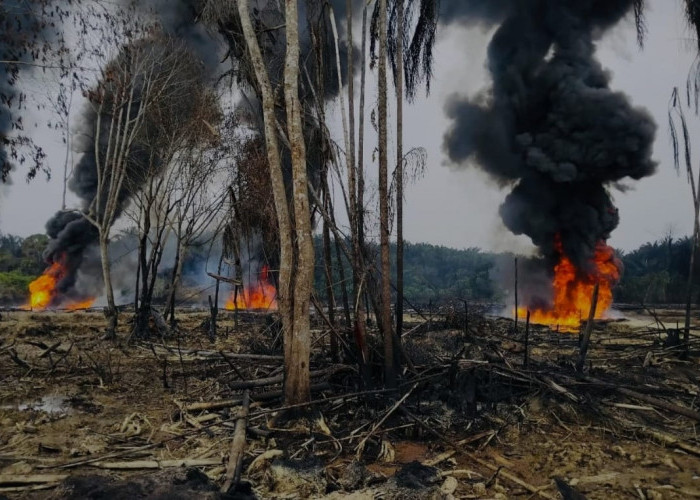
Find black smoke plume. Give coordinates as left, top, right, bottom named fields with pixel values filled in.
left=443, top=0, right=656, bottom=270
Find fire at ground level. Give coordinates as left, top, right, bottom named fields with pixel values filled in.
left=24, top=238, right=617, bottom=329
left=0, top=306, right=699, bottom=499
left=25, top=258, right=277, bottom=313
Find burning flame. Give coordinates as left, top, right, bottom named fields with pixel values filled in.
left=27, top=257, right=95, bottom=311
left=517, top=238, right=621, bottom=330
left=225, top=265, right=278, bottom=311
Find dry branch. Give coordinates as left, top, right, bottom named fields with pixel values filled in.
left=221, top=390, right=250, bottom=493
left=227, top=365, right=352, bottom=391
left=207, top=272, right=242, bottom=286
left=91, top=458, right=222, bottom=469
left=185, top=383, right=331, bottom=412
left=0, top=474, right=68, bottom=485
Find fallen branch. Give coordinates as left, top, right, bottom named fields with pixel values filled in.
left=91, top=458, right=222, bottom=469
left=0, top=474, right=68, bottom=485
left=149, top=345, right=283, bottom=362
left=227, top=365, right=353, bottom=391
left=584, top=376, right=700, bottom=421
left=185, top=383, right=330, bottom=412
left=207, top=272, right=242, bottom=286
left=633, top=426, right=700, bottom=456
left=221, top=390, right=250, bottom=493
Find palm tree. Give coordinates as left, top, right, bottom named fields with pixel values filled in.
left=372, top=0, right=440, bottom=369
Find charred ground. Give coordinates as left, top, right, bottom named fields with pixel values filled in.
left=0, top=307, right=699, bottom=499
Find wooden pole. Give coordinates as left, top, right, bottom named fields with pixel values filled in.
left=514, top=258, right=519, bottom=333
left=576, top=283, right=599, bottom=373
left=463, top=299, right=469, bottom=341
left=524, top=310, right=530, bottom=368
left=221, top=390, right=250, bottom=493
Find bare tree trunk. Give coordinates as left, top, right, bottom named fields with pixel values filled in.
left=166, top=236, right=184, bottom=326
left=684, top=209, right=699, bottom=348
left=99, top=234, right=117, bottom=339
left=395, top=0, right=405, bottom=365
left=378, top=0, right=395, bottom=388
left=333, top=230, right=352, bottom=327
left=577, top=283, right=599, bottom=372
left=355, top=1, right=370, bottom=385
left=209, top=253, right=224, bottom=342
left=284, top=0, right=313, bottom=404
left=237, top=0, right=299, bottom=400
left=322, top=187, right=338, bottom=362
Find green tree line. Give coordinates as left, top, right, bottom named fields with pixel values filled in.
left=3, top=230, right=700, bottom=307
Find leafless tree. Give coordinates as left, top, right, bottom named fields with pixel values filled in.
left=81, top=35, right=211, bottom=339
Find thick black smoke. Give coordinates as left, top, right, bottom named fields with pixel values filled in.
left=443, top=0, right=656, bottom=270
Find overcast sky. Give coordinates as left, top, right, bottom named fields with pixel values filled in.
left=0, top=0, right=697, bottom=255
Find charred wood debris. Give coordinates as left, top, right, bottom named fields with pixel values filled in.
left=0, top=306, right=700, bottom=498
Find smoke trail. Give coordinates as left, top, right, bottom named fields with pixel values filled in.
left=443, top=0, right=656, bottom=269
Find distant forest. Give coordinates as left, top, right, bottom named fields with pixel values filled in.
left=1, top=231, right=699, bottom=307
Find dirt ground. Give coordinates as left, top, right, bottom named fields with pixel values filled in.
left=0, top=306, right=699, bottom=499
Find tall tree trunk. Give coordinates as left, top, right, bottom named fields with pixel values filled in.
left=395, top=0, right=405, bottom=363
left=355, top=1, right=370, bottom=383
left=135, top=206, right=151, bottom=339
left=284, top=0, right=313, bottom=404
left=322, top=185, right=338, bottom=362
left=237, top=0, right=297, bottom=399
left=99, top=234, right=118, bottom=339
left=684, top=205, right=700, bottom=348
left=378, top=0, right=395, bottom=388
left=166, top=234, right=184, bottom=326
left=209, top=252, right=224, bottom=342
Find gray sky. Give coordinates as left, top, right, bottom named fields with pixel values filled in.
left=0, top=0, right=697, bottom=255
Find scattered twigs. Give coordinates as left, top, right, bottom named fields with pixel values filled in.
left=184, top=383, right=330, bottom=413
left=611, top=383, right=700, bottom=421
left=221, top=390, right=250, bottom=493
left=632, top=425, right=700, bottom=456
left=248, top=388, right=397, bottom=420
left=227, top=365, right=352, bottom=391
left=399, top=406, right=556, bottom=499
left=355, top=383, right=416, bottom=459
left=147, top=344, right=283, bottom=362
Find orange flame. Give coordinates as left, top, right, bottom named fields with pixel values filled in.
left=225, top=265, right=278, bottom=311
left=517, top=238, right=620, bottom=330
left=27, top=257, right=95, bottom=311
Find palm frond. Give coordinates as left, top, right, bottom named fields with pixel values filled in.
left=633, top=0, right=647, bottom=48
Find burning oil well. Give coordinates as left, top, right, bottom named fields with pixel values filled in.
left=443, top=0, right=656, bottom=327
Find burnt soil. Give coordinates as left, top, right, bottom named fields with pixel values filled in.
left=0, top=306, right=699, bottom=499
